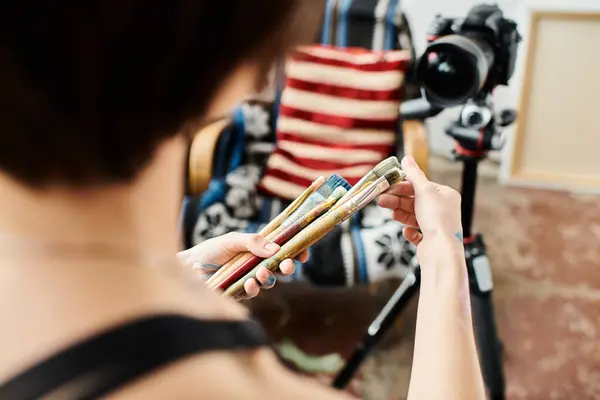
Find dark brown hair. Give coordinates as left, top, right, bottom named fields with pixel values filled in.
left=0, top=1, right=322, bottom=187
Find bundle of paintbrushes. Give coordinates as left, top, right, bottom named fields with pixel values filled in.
left=206, top=156, right=406, bottom=297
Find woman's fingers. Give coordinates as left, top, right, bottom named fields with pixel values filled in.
left=293, top=249, right=310, bottom=263
left=238, top=260, right=296, bottom=299
left=378, top=194, right=414, bottom=212
left=403, top=226, right=423, bottom=246
left=256, top=266, right=276, bottom=289
left=243, top=278, right=260, bottom=299
left=392, top=209, right=419, bottom=228
left=383, top=181, right=414, bottom=197
left=278, top=259, right=296, bottom=275
left=238, top=266, right=277, bottom=300
left=221, top=232, right=280, bottom=258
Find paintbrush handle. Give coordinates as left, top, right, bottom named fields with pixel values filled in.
left=205, top=253, right=242, bottom=285
left=206, top=178, right=324, bottom=287
left=208, top=219, right=294, bottom=288
left=216, top=253, right=263, bottom=290
left=206, top=252, right=247, bottom=288
left=208, top=217, right=282, bottom=285
left=208, top=196, right=310, bottom=286
left=217, top=196, right=340, bottom=290
left=223, top=224, right=332, bottom=297
left=224, top=200, right=358, bottom=297
left=259, top=176, right=324, bottom=234
left=208, top=220, right=282, bottom=286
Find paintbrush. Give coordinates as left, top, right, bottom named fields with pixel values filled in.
left=216, top=187, right=347, bottom=291
left=207, top=174, right=351, bottom=288
left=263, top=174, right=352, bottom=241
left=206, top=176, right=325, bottom=287
left=330, top=157, right=402, bottom=212
left=284, top=174, right=352, bottom=224
left=223, top=168, right=404, bottom=297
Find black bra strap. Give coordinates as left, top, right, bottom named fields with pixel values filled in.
left=0, top=315, right=269, bottom=400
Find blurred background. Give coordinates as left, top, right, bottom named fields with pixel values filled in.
left=185, top=1, right=600, bottom=399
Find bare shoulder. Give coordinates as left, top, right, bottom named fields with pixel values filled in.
left=108, top=348, right=353, bottom=400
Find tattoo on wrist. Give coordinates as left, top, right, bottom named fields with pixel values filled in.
left=192, top=262, right=221, bottom=272
left=454, top=231, right=464, bottom=243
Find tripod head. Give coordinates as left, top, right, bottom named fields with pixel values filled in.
left=447, top=92, right=517, bottom=162
left=401, top=92, right=517, bottom=163
left=401, top=90, right=517, bottom=239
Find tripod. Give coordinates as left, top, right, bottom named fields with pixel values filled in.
left=333, top=95, right=516, bottom=400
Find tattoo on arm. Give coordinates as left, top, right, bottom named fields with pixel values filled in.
left=454, top=231, right=464, bottom=243
left=192, top=262, right=222, bottom=279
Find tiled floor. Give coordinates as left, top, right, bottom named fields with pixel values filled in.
left=250, top=157, right=600, bottom=400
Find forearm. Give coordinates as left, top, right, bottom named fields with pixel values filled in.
left=407, top=237, right=486, bottom=400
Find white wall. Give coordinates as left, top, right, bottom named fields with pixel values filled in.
left=401, top=0, right=520, bottom=159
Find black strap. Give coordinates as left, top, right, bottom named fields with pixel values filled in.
left=0, top=315, right=269, bottom=400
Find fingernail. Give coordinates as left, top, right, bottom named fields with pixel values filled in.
left=267, top=275, right=276, bottom=286
left=264, top=242, right=279, bottom=253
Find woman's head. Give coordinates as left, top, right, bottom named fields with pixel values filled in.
left=0, top=1, right=322, bottom=188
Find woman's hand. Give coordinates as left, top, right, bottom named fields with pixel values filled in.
left=177, top=232, right=309, bottom=300
left=378, top=156, right=464, bottom=265
left=381, top=157, right=486, bottom=400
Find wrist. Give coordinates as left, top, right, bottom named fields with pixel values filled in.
left=424, top=231, right=465, bottom=258
left=418, top=232, right=467, bottom=287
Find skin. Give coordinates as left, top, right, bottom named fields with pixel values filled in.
left=0, top=59, right=484, bottom=399
left=378, top=156, right=486, bottom=400
left=178, top=232, right=309, bottom=300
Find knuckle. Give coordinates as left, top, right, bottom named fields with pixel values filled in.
left=223, top=231, right=240, bottom=241
left=249, top=234, right=265, bottom=247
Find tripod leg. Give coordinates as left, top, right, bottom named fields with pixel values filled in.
left=466, top=235, right=505, bottom=400
left=471, top=292, right=505, bottom=400
left=332, top=269, right=420, bottom=389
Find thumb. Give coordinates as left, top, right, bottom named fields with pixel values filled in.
left=220, top=232, right=280, bottom=258
left=401, top=156, right=429, bottom=194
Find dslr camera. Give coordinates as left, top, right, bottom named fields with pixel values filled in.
left=416, top=4, right=522, bottom=108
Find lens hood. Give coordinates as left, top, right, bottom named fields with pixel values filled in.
left=416, top=34, right=494, bottom=107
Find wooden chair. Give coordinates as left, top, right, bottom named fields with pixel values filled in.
left=184, top=3, right=430, bottom=295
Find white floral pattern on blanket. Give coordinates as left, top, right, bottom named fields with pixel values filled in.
left=241, top=103, right=271, bottom=139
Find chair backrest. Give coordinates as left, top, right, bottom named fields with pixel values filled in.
left=319, top=0, right=418, bottom=96
left=257, top=45, right=411, bottom=200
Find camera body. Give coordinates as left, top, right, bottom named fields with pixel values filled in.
left=427, top=4, right=520, bottom=89
left=416, top=4, right=521, bottom=107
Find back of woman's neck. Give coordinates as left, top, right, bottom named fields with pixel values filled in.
left=0, top=173, right=181, bottom=257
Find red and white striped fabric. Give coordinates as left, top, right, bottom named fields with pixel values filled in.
left=258, top=45, right=411, bottom=200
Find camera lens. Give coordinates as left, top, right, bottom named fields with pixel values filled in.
left=416, top=35, right=494, bottom=107
left=467, top=112, right=482, bottom=126
left=420, top=49, right=477, bottom=104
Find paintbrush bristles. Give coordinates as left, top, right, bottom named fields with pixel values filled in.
left=332, top=157, right=400, bottom=211
left=329, top=186, right=348, bottom=200
left=373, top=156, right=401, bottom=178
left=384, top=167, right=405, bottom=186
left=284, top=175, right=351, bottom=227
left=260, top=176, right=325, bottom=236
